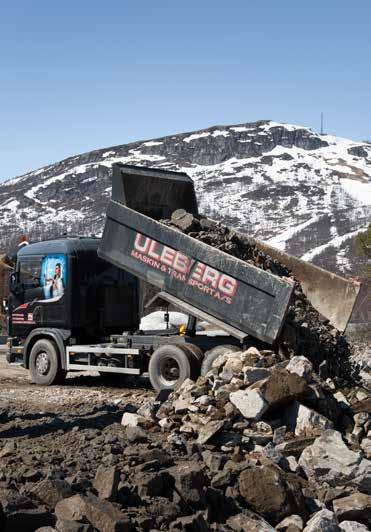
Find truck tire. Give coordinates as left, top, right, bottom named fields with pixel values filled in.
left=148, top=344, right=196, bottom=392
left=201, top=344, right=241, bottom=376
left=182, top=343, right=204, bottom=365
left=29, top=339, right=66, bottom=386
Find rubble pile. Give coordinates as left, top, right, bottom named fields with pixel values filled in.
left=0, top=349, right=370, bottom=531
left=164, top=210, right=361, bottom=386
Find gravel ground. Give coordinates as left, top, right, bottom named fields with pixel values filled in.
left=0, top=355, right=155, bottom=412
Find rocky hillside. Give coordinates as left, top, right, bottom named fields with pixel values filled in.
left=0, top=120, right=370, bottom=276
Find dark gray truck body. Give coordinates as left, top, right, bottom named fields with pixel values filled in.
left=98, top=164, right=294, bottom=345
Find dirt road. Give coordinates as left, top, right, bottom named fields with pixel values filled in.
left=0, top=354, right=155, bottom=413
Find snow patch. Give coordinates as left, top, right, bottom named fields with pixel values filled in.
left=211, top=130, right=229, bottom=138
left=81, top=176, right=97, bottom=184
left=340, top=178, right=371, bottom=205
left=301, top=227, right=368, bottom=261
left=183, top=132, right=210, bottom=143
left=142, top=141, right=164, bottom=147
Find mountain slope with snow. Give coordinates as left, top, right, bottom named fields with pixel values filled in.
left=0, top=120, right=370, bottom=276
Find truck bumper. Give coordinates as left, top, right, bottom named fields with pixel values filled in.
left=7, top=345, right=24, bottom=365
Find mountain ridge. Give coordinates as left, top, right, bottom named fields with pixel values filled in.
left=0, top=120, right=370, bottom=278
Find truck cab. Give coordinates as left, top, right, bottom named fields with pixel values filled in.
left=7, top=237, right=139, bottom=373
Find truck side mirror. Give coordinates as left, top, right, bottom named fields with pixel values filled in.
left=9, top=272, right=23, bottom=296
left=1, top=299, right=8, bottom=313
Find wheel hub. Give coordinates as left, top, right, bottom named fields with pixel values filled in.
left=160, top=357, right=180, bottom=383
left=35, top=352, right=50, bottom=375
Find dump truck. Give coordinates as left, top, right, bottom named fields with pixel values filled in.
left=4, top=164, right=361, bottom=390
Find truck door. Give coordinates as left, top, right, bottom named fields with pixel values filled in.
left=9, top=256, right=43, bottom=335
left=9, top=254, right=68, bottom=336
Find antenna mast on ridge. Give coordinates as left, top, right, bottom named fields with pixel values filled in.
left=320, top=112, right=324, bottom=135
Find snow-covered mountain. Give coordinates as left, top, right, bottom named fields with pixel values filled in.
left=0, top=120, right=370, bottom=276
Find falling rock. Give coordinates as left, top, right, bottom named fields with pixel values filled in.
left=339, top=521, right=370, bottom=531
left=299, top=430, right=371, bottom=491
left=197, top=419, right=225, bottom=445
left=286, top=356, right=313, bottom=381
left=302, top=509, right=340, bottom=531
left=93, top=465, right=120, bottom=502
left=276, top=514, right=304, bottom=531
left=332, top=492, right=371, bottom=527
left=171, top=209, right=199, bottom=232
left=229, top=389, right=268, bottom=420
left=238, top=465, right=306, bottom=525
left=284, top=401, right=333, bottom=437
left=30, top=479, right=73, bottom=510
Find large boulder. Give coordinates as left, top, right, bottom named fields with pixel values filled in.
left=229, top=389, right=268, bottom=420
left=55, top=494, right=88, bottom=522
left=30, top=479, right=73, bottom=509
left=238, top=465, right=306, bottom=525
left=339, top=521, right=369, bottom=531
left=284, top=401, right=333, bottom=437
left=83, top=494, right=131, bottom=532
left=302, top=509, right=339, bottom=531
left=299, top=430, right=371, bottom=491
left=254, top=368, right=309, bottom=411
left=332, top=492, right=371, bottom=527
left=169, top=463, right=207, bottom=509
left=93, top=466, right=120, bottom=502
left=286, top=356, right=313, bottom=381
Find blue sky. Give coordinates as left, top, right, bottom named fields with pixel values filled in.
left=0, top=0, right=370, bottom=181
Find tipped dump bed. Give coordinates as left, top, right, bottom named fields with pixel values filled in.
left=99, top=164, right=294, bottom=344
left=245, top=237, right=361, bottom=332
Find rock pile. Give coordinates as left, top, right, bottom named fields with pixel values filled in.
left=1, top=348, right=369, bottom=530
left=165, top=210, right=360, bottom=386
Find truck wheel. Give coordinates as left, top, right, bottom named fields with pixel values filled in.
left=183, top=344, right=204, bottom=365
left=180, top=344, right=203, bottom=381
left=201, top=344, right=241, bottom=376
left=149, top=344, right=196, bottom=391
left=29, top=339, right=66, bottom=385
